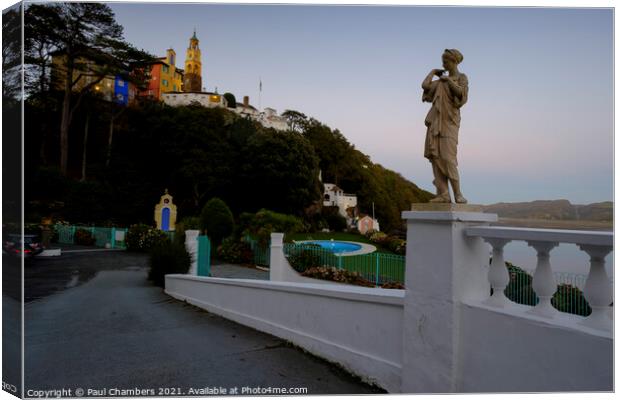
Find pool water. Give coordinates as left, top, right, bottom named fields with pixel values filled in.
left=305, top=240, right=362, bottom=253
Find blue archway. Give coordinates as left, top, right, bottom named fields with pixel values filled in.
left=161, top=207, right=170, bottom=231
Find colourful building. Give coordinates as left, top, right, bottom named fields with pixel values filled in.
left=141, top=48, right=184, bottom=100
left=51, top=54, right=138, bottom=105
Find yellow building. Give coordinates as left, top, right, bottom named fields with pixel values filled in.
left=142, top=49, right=184, bottom=99
left=183, top=30, right=203, bottom=92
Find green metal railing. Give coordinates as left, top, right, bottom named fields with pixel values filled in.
left=54, top=224, right=129, bottom=249
left=245, top=237, right=270, bottom=266
left=243, top=237, right=406, bottom=285
left=283, top=243, right=405, bottom=285
left=197, top=235, right=211, bottom=277
left=505, top=265, right=591, bottom=316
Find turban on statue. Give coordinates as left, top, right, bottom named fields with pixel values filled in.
left=443, top=49, right=463, bottom=64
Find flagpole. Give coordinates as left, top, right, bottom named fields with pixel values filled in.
left=259, top=77, right=262, bottom=111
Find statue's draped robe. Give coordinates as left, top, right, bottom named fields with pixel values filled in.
left=422, top=73, right=469, bottom=181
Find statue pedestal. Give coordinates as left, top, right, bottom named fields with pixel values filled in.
left=400, top=208, right=497, bottom=392
left=411, top=203, right=483, bottom=212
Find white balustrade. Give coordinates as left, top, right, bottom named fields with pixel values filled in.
left=466, top=226, right=613, bottom=331
left=527, top=240, right=559, bottom=318
left=579, top=244, right=613, bottom=330
left=483, top=238, right=511, bottom=308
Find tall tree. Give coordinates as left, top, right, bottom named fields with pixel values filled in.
left=2, top=5, right=22, bottom=100
left=24, top=2, right=153, bottom=176
left=282, top=109, right=308, bottom=133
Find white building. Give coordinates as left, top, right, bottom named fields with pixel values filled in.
left=232, top=96, right=289, bottom=131
left=323, top=183, right=357, bottom=219
left=234, top=96, right=260, bottom=117
left=260, top=107, right=289, bottom=131
left=161, top=93, right=289, bottom=131
left=161, top=91, right=228, bottom=108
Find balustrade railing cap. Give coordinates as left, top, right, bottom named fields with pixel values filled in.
left=402, top=208, right=498, bottom=223
left=466, top=226, right=613, bottom=247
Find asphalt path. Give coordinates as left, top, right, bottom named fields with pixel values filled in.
left=24, top=250, right=382, bottom=395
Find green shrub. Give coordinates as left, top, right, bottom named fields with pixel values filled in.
left=552, top=284, right=591, bottom=316
left=503, top=262, right=592, bottom=316
left=503, top=263, right=536, bottom=305
left=325, top=213, right=347, bottom=232
left=126, top=224, right=170, bottom=252
left=74, top=228, right=95, bottom=246
left=301, top=266, right=374, bottom=287
left=380, top=281, right=405, bottom=289
left=369, top=231, right=388, bottom=244
left=216, top=237, right=254, bottom=264
left=200, top=198, right=234, bottom=247
left=386, top=237, right=406, bottom=255
left=288, top=249, right=321, bottom=273
left=223, top=92, right=237, bottom=108
left=148, top=241, right=191, bottom=287
left=241, top=209, right=304, bottom=246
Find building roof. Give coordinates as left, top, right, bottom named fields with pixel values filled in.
left=325, top=184, right=343, bottom=192
left=236, top=102, right=258, bottom=111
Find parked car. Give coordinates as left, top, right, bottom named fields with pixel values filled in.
left=3, top=234, right=44, bottom=257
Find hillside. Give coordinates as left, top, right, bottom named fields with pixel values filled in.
left=483, top=200, right=613, bottom=222
left=25, top=100, right=432, bottom=232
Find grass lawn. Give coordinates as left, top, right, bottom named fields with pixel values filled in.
left=287, top=232, right=394, bottom=254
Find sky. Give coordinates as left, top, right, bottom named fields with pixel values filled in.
left=108, top=3, right=613, bottom=205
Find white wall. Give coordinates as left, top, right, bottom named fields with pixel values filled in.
left=458, top=303, right=612, bottom=392
left=161, top=92, right=226, bottom=108
left=165, top=275, right=404, bottom=392
left=166, top=214, right=613, bottom=393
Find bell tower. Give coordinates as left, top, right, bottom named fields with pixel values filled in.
left=184, top=29, right=203, bottom=92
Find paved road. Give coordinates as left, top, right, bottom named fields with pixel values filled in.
left=210, top=262, right=269, bottom=280
left=25, top=250, right=382, bottom=395
left=3, top=254, right=22, bottom=395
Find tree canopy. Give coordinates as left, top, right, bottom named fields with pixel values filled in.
left=22, top=2, right=433, bottom=233
left=24, top=2, right=154, bottom=176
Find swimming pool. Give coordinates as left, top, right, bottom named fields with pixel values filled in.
left=304, top=240, right=362, bottom=253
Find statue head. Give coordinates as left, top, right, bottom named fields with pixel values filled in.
left=442, top=49, right=464, bottom=70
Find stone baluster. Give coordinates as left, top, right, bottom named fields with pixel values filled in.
left=483, top=238, right=511, bottom=307
left=579, top=244, right=613, bottom=331
left=527, top=240, right=559, bottom=318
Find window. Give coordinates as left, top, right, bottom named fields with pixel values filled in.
left=173, top=85, right=176, bottom=91
left=162, top=79, right=168, bottom=87
left=117, top=79, right=125, bottom=87
left=162, top=65, right=169, bottom=73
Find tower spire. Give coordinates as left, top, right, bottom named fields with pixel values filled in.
left=184, top=30, right=203, bottom=92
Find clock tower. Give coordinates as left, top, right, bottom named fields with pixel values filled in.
left=184, top=29, right=202, bottom=92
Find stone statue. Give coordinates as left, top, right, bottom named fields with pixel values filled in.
left=422, top=49, right=469, bottom=203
